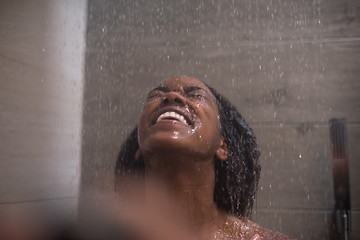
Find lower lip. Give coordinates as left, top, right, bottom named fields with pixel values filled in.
left=155, top=119, right=189, bottom=126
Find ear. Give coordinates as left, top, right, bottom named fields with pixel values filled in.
left=135, top=148, right=142, bottom=161
left=216, top=138, right=228, bottom=161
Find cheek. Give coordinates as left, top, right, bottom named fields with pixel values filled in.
left=139, top=100, right=157, bottom=125
left=202, top=104, right=220, bottom=127
left=199, top=107, right=221, bottom=140
left=137, top=109, right=152, bottom=146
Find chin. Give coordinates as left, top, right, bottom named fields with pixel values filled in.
left=144, top=134, right=194, bottom=154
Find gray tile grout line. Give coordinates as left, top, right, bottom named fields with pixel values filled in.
left=250, top=121, right=360, bottom=127
left=86, top=36, right=360, bottom=53
left=0, top=53, right=40, bottom=69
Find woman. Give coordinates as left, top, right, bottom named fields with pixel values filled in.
left=115, top=76, right=291, bottom=240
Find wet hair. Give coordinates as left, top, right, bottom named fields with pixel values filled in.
left=115, top=84, right=261, bottom=218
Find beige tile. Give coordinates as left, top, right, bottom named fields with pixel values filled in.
left=0, top=57, right=78, bottom=202
left=0, top=1, right=47, bottom=67
left=0, top=0, right=86, bottom=204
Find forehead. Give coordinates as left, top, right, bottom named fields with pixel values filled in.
left=159, top=76, right=211, bottom=92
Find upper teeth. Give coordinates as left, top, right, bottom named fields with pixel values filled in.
left=156, top=111, right=188, bottom=125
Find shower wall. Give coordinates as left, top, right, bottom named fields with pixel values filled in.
left=0, top=0, right=86, bottom=220
left=81, top=1, right=360, bottom=239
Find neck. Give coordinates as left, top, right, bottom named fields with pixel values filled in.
left=144, top=152, right=223, bottom=229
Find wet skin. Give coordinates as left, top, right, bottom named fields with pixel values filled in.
left=138, top=76, right=227, bottom=162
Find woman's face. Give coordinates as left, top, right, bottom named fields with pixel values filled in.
left=138, top=76, right=224, bottom=159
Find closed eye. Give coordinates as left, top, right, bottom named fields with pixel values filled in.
left=186, top=92, right=206, bottom=99
left=184, top=86, right=209, bottom=100
left=147, top=86, right=169, bottom=101
left=147, top=92, right=163, bottom=101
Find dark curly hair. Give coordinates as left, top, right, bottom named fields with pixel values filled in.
left=115, top=84, right=261, bottom=218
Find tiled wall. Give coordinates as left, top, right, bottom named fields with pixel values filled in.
left=81, top=0, right=360, bottom=239
left=0, top=0, right=86, bottom=221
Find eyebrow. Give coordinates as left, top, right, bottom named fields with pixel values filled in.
left=147, top=85, right=209, bottom=95
left=147, top=86, right=170, bottom=96
left=183, top=86, right=208, bottom=94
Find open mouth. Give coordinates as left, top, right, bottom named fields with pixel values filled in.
left=156, top=111, right=189, bottom=125
left=152, top=107, right=193, bottom=126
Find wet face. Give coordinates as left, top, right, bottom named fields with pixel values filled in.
left=138, top=76, right=225, bottom=160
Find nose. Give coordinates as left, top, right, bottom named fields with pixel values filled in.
left=162, top=91, right=185, bottom=105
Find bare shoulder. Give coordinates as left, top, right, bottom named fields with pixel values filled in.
left=246, top=220, right=293, bottom=240
left=220, top=215, right=294, bottom=240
